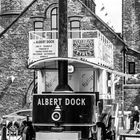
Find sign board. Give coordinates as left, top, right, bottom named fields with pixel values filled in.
left=68, top=32, right=114, bottom=69
left=28, top=30, right=114, bottom=69
left=29, top=39, right=58, bottom=63
left=72, top=39, right=95, bottom=57
left=33, top=93, right=96, bottom=126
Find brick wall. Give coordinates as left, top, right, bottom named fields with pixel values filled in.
left=122, top=0, right=140, bottom=51
left=122, top=0, right=140, bottom=110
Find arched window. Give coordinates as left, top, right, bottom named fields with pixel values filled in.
left=70, top=20, right=80, bottom=38
left=51, top=7, right=58, bottom=39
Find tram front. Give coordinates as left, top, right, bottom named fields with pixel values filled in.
left=27, top=28, right=120, bottom=140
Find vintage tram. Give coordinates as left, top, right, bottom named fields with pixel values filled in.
left=26, top=54, right=120, bottom=140
left=26, top=2, right=121, bottom=137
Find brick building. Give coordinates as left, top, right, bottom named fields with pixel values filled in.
left=122, top=0, right=140, bottom=110
left=0, top=0, right=127, bottom=116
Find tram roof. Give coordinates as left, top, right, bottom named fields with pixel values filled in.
left=28, top=57, right=131, bottom=78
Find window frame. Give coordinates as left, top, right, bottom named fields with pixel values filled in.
left=34, top=21, right=43, bottom=31
left=70, top=20, right=80, bottom=38
left=50, top=7, right=58, bottom=39
left=128, top=62, right=135, bottom=74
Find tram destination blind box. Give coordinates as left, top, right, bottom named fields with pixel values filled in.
left=32, top=93, right=97, bottom=125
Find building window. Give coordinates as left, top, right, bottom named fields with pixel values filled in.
left=51, top=7, right=58, bottom=39
left=34, top=21, right=43, bottom=31
left=128, top=62, right=135, bottom=74
left=107, top=72, right=111, bottom=95
left=70, top=20, right=80, bottom=38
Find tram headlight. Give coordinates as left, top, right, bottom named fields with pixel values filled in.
left=51, top=105, right=62, bottom=122
left=51, top=111, right=61, bottom=122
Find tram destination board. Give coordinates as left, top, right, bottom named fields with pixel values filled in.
left=33, top=93, right=97, bottom=126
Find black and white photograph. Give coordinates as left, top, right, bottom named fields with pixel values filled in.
left=0, top=0, right=140, bottom=140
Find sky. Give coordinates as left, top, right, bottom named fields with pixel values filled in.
left=95, top=0, right=122, bottom=33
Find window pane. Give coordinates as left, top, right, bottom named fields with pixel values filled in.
left=71, top=21, right=80, bottom=28
left=35, top=28, right=43, bottom=31
left=35, top=22, right=43, bottom=28
left=128, top=62, right=135, bottom=74
left=51, top=31, right=58, bottom=39
left=70, top=20, right=80, bottom=38
left=52, top=8, right=56, bottom=14
left=52, top=15, right=56, bottom=28
left=51, top=7, right=58, bottom=38
left=71, top=32, right=80, bottom=38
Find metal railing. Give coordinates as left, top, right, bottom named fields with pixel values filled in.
left=29, top=30, right=113, bottom=42
left=28, top=30, right=114, bottom=69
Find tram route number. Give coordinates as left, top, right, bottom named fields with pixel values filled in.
left=37, top=97, right=86, bottom=106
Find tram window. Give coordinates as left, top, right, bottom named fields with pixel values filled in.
left=45, top=72, right=58, bottom=92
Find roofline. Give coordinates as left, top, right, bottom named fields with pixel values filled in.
left=28, top=57, right=130, bottom=77
left=127, top=47, right=140, bottom=55
left=77, top=0, right=128, bottom=49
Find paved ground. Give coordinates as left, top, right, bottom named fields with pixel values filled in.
left=0, top=129, right=140, bottom=140
left=0, top=135, right=139, bottom=140
left=119, top=129, right=140, bottom=140
left=0, top=136, right=21, bottom=140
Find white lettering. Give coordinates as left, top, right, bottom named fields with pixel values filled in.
left=81, top=98, right=86, bottom=105
left=76, top=98, right=80, bottom=105
left=37, top=98, right=62, bottom=106
left=58, top=98, right=62, bottom=106
left=42, top=98, right=44, bottom=105
left=53, top=98, right=58, bottom=105
left=37, top=99, right=41, bottom=105
left=65, top=98, right=86, bottom=106
left=71, top=98, right=75, bottom=105
left=65, top=98, right=70, bottom=105
left=45, top=98, right=49, bottom=105
left=37, top=98, right=86, bottom=106
left=50, top=98, right=53, bottom=105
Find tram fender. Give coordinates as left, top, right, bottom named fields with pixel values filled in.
left=22, top=122, right=34, bottom=140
